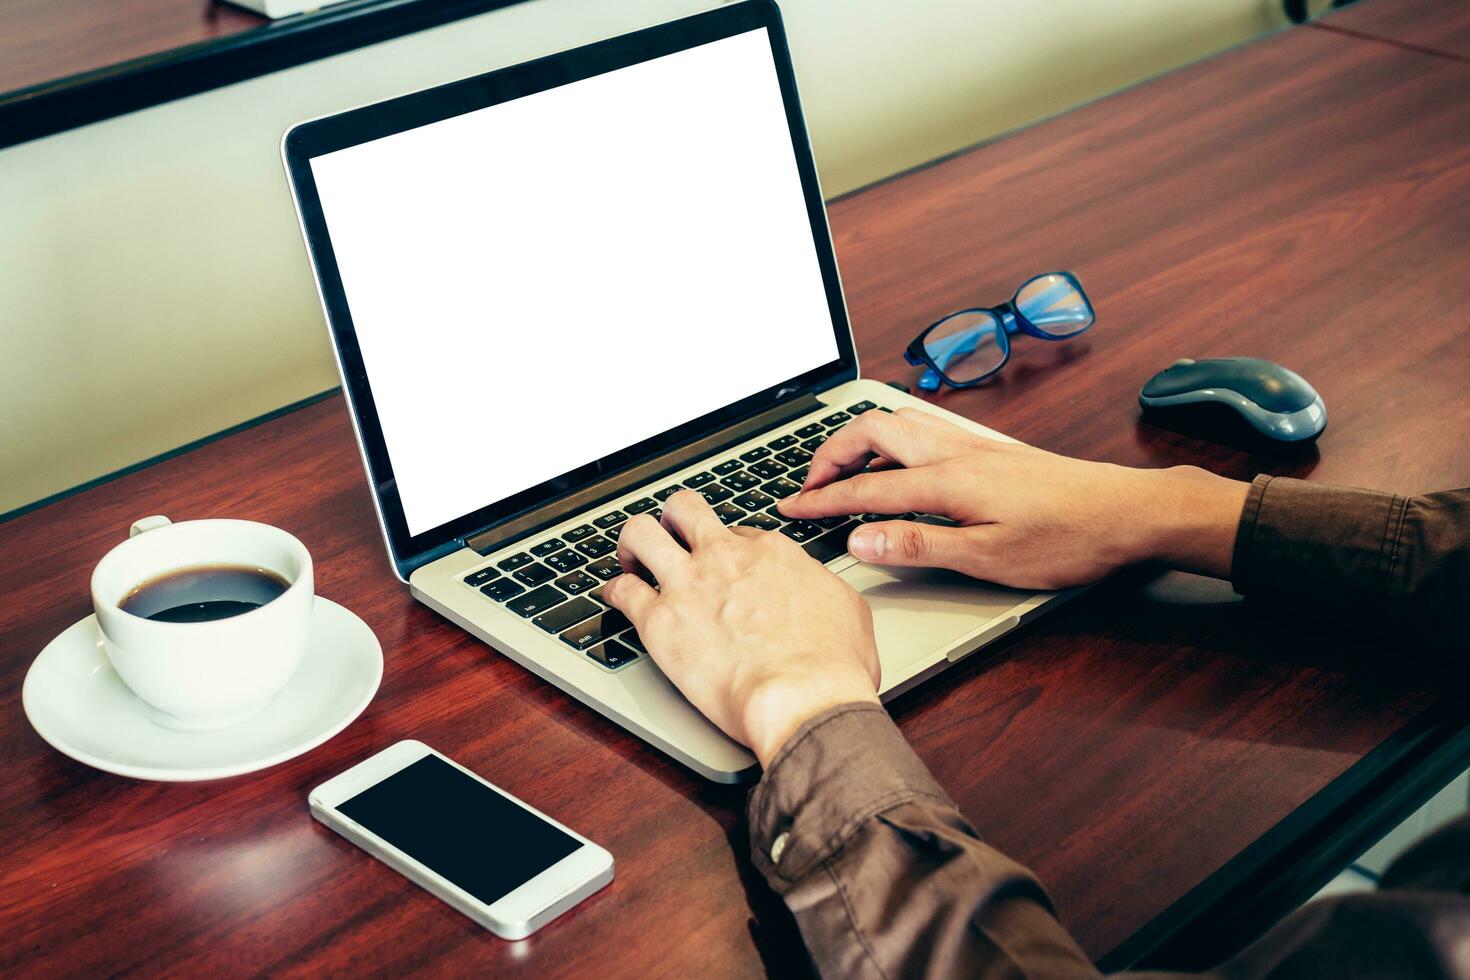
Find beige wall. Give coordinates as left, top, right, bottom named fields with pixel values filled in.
left=0, top=0, right=1285, bottom=515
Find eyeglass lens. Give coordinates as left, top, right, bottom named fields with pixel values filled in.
left=1016, top=274, right=1094, bottom=338
left=922, top=310, right=1007, bottom=384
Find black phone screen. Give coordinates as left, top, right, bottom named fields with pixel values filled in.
left=338, top=754, right=581, bottom=906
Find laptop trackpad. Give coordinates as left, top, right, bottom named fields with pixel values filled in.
left=837, top=562, right=1034, bottom=676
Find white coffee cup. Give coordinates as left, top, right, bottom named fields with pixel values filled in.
left=91, top=516, right=315, bottom=731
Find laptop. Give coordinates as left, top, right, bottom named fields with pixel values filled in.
left=282, top=0, right=1068, bottom=782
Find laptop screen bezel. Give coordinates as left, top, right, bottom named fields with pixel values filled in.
left=282, top=0, right=856, bottom=572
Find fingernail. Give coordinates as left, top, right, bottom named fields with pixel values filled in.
left=849, top=528, right=885, bottom=560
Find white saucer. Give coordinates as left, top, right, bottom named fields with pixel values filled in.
left=22, top=597, right=382, bottom=781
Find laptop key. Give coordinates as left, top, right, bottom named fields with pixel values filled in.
left=481, top=579, right=525, bottom=602
left=563, top=524, right=597, bottom=543
left=588, top=639, right=640, bottom=669
left=684, top=471, right=715, bottom=488
left=545, top=549, right=588, bottom=573
left=820, top=412, right=851, bottom=427
left=761, top=477, right=801, bottom=500
left=587, top=556, right=623, bottom=581
left=624, top=497, right=659, bottom=514
left=531, top=538, right=565, bottom=558
left=733, top=489, right=774, bottom=511
left=713, top=502, right=745, bottom=525
left=533, top=596, right=600, bottom=634
left=739, top=446, right=771, bottom=463
left=812, top=515, right=849, bottom=529
left=653, top=485, right=683, bottom=501
left=781, top=521, right=822, bottom=543
left=720, top=470, right=761, bottom=492
left=464, top=566, right=500, bottom=587
left=497, top=552, right=533, bottom=572
left=507, top=584, right=567, bottom=618
left=748, top=459, right=787, bottom=480
left=712, top=459, right=743, bottom=476
left=575, top=535, right=616, bottom=558
left=556, top=571, right=600, bottom=595
left=847, top=400, right=877, bottom=415
left=560, top=608, right=632, bottom=650
left=621, top=630, right=648, bottom=654
left=800, top=435, right=826, bottom=452
left=764, top=505, right=792, bottom=523
left=795, top=422, right=824, bottom=438
left=605, top=524, right=624, bottom=541
left=789, top=465, right=810, bottom=484
left=768, top=434, right=797, bottom=450
left=878, top=406, right=894, bottom=412
left=594, top=511, right=627, bottom=529
left=739, top=512, right=782, bottom=531
left=775, top=448, right=812, bottom=467
left=801, top=534, right=847, bottom=564
left=803, top=527, right=853, bottom=564
left=513, top=562, right=557, bottom=586
left=699, top=484, right=734, bottom=505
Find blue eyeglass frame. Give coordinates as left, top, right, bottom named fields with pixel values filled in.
left=903, top=271, right=1095, bottom=391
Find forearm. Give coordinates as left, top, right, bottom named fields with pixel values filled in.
left=748, top=703, right=1097, bottom=979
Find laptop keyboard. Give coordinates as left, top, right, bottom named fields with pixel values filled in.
left=461, top=400, right=901, bottom=672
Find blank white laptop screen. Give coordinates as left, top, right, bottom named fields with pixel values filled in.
left=309, top=28, right=839, bottom=536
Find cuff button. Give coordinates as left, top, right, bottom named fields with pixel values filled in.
left=770, top=831, right=790, bottom=865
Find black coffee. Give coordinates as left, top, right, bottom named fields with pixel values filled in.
left=120, top=564, right=290, bottom=623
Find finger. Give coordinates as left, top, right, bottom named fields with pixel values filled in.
left=845, top=519, right=985, bottom=573
left=804, top=408, right=966, bottom=491
left=660, top=489, right=728, bottom=550
left=616, top=513, right=690, bottom=583
left=600, top=572, right=659, bottom=627
left=779, top=468, right=944, bottom=519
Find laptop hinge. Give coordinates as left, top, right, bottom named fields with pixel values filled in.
left=465, top=394, right=826, bottom=556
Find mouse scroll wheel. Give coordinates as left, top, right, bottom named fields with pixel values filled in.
left=1170, top=358, right=1196, bottom=369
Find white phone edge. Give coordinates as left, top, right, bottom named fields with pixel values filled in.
left=308, top=739, right=614, bottom=940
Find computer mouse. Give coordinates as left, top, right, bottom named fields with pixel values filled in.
left=1139, top=357, right=1326, bottom=443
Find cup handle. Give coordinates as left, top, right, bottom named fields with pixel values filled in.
left=129, top=515, right=173, bottom=538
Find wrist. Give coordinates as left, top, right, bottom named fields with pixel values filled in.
left=739, top=668, right=880, bottom=769
left=1138, top=466, right=1251, bottom=578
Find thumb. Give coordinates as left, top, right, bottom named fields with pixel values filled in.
left=846, top=520, right=983, bottom=573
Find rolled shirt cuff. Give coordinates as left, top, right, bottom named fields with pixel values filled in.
left=1231, top=473, right=1410, bottom=613
left=746, top=701, right=954, bottom=891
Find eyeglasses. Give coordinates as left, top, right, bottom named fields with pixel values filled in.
left=904, top=271, right=1095, bottom=391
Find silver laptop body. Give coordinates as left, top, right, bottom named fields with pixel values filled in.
left=283, top=1, right=1068, bottom=782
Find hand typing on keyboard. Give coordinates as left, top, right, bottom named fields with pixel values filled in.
left=778, top=408, right=1250, bottom=590
left=600, top=490, right=881, bottom=768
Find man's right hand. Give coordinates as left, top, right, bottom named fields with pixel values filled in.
left=778, top=408, right=1250, bottom=590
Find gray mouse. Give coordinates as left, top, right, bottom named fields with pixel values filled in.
left=1139, top=357, right=1326, bottom=442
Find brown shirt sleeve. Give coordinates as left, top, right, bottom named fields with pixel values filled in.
left=750, top=479, right=1470, bottom=978
left=747, top=702, right=1099, bottom=979
left=1231, top=476, right=1470, bottom=659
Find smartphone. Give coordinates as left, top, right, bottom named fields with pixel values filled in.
left=309, top=740, right=613, bottom=939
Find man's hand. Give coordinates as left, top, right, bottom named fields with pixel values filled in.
left=601, top=490, right=881, bottom=768
left=780, top=408, right=1250, bottom=590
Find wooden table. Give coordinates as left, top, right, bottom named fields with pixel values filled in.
left=0, top=0, right=529, bottom=150
left=1315, top=0, right=1470, bottom=61
left=4, top=4, right=1468, bottom=975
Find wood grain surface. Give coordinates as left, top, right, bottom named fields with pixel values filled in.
left=1317, top=0, right=1470, bottom=62
left=0, top=0, right=265, bottom=96
left=3, top=5, right=1469, bottom=976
